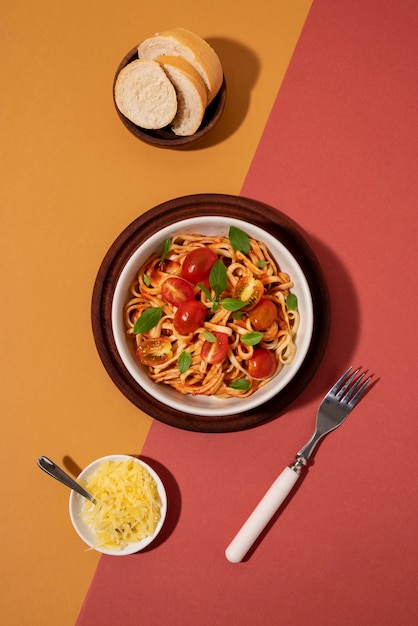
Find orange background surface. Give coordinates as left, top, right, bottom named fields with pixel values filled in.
left=1, top=2, right=312, bottom=624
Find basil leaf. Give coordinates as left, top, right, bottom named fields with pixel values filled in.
left=229, top=379, right=251, bottom=390
left=160, top=238, right=171, bottom=264
left=143, top=275, right=151, bottom=286
left=286, top=294, right=298, bottom=311
left=178, top=351, right=192, bottom=373
left=229, top=226, right=251, bottom=255
left=209, top=260, right=227, bottom=298
left=198, top=282, right=212, bottom=301
left=203, top=331, right=217, bottom=343
left=257, top=260, right=268, bottom=269
left=221, top=298, right=247, bottom=311
left=241, top=331, right=264, bottom=346
left=233, top=311, right=244, bottom=320
left=133, top=307, right=163, bottom=334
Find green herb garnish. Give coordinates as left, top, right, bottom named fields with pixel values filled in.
left=159, top=238, right=171, bottom=266
left=199, top=262, right=247, bottom=312
left=178, top=351, right=192, bottom=373
left=229, top=379, right=251, bottom=390
left=229, top=226, right=251, bottom=255
left=286, top=294, right=298, bottom=311
left=133, top=307, right=163, bottom=334
left=257, top=260, right=268, bottom=269
left=203, top=331, right=217, bottom=343
left=209, top=260, right=227, bottom=299
left=241, top=331, right=264, bottom=346
left=197, top=282, right=212, bottom=300
left=221, top=298, right=248, bottom=312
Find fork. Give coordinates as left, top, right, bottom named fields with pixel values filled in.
left=225, top=366, right=372, bottom=563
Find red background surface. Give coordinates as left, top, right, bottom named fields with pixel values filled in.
left=77, top=1, right=418, bottom=624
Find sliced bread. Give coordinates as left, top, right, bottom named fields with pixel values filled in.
left=157, top=56, right=207, bottom=136
left=114, top=59, right=177, bottom=129
left=137, top=28, right=223, bottom=104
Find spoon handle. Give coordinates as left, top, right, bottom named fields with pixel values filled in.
left=37, top=456, right=96, bottom=503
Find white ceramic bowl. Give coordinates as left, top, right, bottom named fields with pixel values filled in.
left=111, top=216, right=314, bottom=417
left=69, top=455, right=167, bottom=555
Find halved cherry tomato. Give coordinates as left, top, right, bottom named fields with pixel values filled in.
left=248, top=348, right=277, bottom=379
left=173, top=300, right=206, bottom=334
left=248, top=299, right=277, bottom=330
left=181, top=247, right=218, bottom=284
left=148, top=261, right=181, bottom=287
left=136, top=337, right=173, bottom=367
left=201, top=331, right=229, bottom=364
left=161, top=277, right=195, bottom=307
left=234, top=276, right=264, bottom=310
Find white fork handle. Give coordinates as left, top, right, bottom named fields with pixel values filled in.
left=225, top=466, right=300, bottom=563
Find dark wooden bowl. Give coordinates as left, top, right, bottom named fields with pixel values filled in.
left=91, top=194, right=331, bottom=432
left=113, top=47, right=227, bottom=148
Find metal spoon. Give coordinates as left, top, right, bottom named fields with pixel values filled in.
left=37, top=456, right=96, bottom=504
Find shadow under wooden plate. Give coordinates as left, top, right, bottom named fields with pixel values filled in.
left=91, top=194, right=330, bottom=433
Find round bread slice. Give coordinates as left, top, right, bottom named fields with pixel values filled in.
left=137, top=28, right=223, bottom=104
left=157, top=56, right=207, bottom=136
left=114, top=59, right=177, bottom=129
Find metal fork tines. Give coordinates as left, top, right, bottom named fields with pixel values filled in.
left=298, top=366, right=372, bottom=462
left=225, top=366, right=373, bottom=563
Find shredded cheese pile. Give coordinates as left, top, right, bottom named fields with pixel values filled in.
left=82, top=459, right=162, bottom=550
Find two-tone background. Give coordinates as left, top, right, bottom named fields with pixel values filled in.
left=2, top=1, right=417, bottom=624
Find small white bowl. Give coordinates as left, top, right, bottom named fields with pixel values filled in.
left=69, top=455, right=167, bottom=555
left=111, top=216, right=314, bottom=417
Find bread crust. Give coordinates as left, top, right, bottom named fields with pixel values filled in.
left=157, top=56, right=207, bottom=135
left=137, top=28, right=223, bottom=104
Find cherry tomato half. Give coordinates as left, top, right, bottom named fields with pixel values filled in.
left=234, top=276, right=264, bottom=310
left=136, top=337, right=173, bottom=367
left=173, top=300, right=206, bottom=334
left=248, top=299, right=277, bottom=331
left=248, top=348, right=277, bottom=379
left=201, top=331, right=229, bottom=364
left=161, top=276, right=195, bottom=307
left=181, top=247, right=218, bottom=284
left=148, top=261, right=181, bottom=288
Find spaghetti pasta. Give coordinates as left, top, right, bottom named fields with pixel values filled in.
left=124, top=228, right=299, bottom=399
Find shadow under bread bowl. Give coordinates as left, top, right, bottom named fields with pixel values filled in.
left=113, top=47, right=227, bottom=148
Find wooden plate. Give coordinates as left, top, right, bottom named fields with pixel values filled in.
left=91, top=194, right=330, bottom=432
left=113, top=47, right=227, bottom=148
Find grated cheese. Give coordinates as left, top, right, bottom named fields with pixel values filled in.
left=81, top=459, right=162, bottom=550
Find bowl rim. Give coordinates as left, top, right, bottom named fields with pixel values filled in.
left=69, top=454, right=167, bottom=556
left=113, top=47, right=227, bottom=148
left=111, top=216, right=313, bottom=417
left=91, top=193, right=331, bottom=432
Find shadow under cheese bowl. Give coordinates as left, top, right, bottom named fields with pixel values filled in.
left=113, top=47, right=227, bottom=148
left=69, top=455, right=167, bottom=556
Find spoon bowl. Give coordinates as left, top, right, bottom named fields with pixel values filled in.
left=37, top=456, right=96, bottom=503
